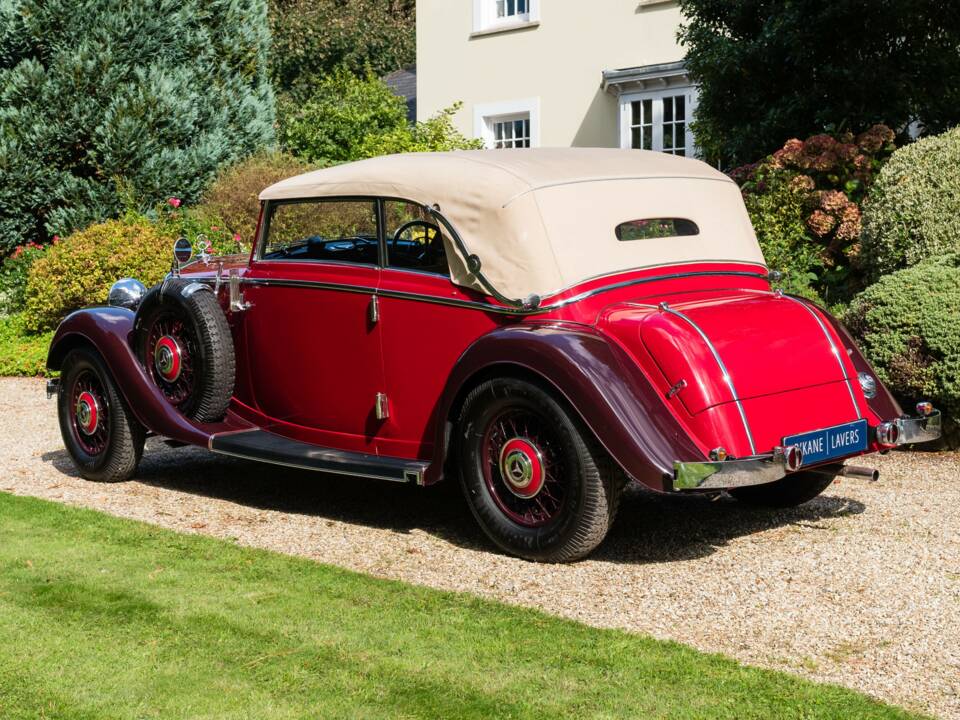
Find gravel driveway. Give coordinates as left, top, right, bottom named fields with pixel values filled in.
left=2, top=377, right=958, bottom=718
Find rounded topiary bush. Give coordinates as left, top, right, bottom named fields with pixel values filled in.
left=200, top=152, right=313, bottom=247
left=860, top=126, right=960, bottom=280
left=845, top=255, right=960, bottom=444
left=25, top=216, right=173, bottom=332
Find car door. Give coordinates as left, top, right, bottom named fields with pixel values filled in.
left=242, top=197, right=385, bottom=453
left=376, top=199, right=501, bottom=459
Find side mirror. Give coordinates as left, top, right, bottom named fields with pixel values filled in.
left=172, top=237, right=193, bottom=275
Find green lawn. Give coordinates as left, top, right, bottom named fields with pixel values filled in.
left=0, top=493, right=924, bottom=720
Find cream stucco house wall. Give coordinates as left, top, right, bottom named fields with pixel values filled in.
left=416, top=0, right=697, bottom=155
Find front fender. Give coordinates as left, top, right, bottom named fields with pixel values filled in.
left=437, top=323, right=704, bottom=491
left=47, top=306, right=241, bottom=445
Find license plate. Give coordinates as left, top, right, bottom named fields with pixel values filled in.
left=783, top=419, right=868, bottom=467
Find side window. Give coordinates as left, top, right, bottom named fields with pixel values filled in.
left=383, top=200, right=449, bottom=276
left=261, top=199, right=379, bottom=265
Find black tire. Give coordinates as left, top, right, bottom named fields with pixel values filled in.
left=136, top=279, right=235, bottom=423
left=729, top=465, right=840, bottom=508
left=457, top=378, right=624, bottom=563
left=58, top=348, right=145, bottom=482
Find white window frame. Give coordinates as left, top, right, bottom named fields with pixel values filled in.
left=619, top=86, right=698, bottom=157
left=474, top=98, right=541, bottom=149
left=473, top=0, right=540, bottom=33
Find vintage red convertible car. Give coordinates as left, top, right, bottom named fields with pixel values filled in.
left=47, top=149, right=941, bottom=561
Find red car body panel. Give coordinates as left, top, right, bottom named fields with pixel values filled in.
left=47, top=250, right=905, bottom=492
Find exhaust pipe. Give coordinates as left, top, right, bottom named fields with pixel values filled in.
left=837, top=465, right=879, bottom=482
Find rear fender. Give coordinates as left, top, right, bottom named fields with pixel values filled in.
left=47, top=307, right=244, bottom=445
left=436, top=323, right=704, bottom=491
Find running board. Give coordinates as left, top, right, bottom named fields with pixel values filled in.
left=208, top=429, right=429, bottom=485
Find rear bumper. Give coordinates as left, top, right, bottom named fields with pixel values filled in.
left=673, top=409, right=942, bottom=491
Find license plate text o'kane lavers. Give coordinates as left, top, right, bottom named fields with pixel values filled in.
left=784, top=420, right=868, bottom=467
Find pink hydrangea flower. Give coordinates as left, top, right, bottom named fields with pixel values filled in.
left=807, top=210, right=836, bottom=237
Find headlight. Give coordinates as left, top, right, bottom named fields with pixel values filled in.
left=858, top=371, right=877, bottom=399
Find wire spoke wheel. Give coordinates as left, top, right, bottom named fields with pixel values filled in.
left=482, top=409, right=567, bottom=528
left=146, top=311, right=199, bottom=408
left=70, top=369, right=110, bottom=456
left=458, top=378, right=624, bottom=562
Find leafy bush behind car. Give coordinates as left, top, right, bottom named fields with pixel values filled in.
left=201, top=152, right=314, bottom=247
left=845, top=255, right=960, bottom=445
left=860, top=126, right=960, bottom=280
left=279, top=70, right=480, bottom=164
left=732, top=126, right=896, bottom=306
left=0, top=0, right=275, bottom=254
left=24, top=210, right=239, bottom=333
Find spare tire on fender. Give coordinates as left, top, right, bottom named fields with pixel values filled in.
left=135, top=279, right=235, bottom=423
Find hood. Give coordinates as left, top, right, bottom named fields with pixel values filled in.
left=600, top=291, right=865, bottom=455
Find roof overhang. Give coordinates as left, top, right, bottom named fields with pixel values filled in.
left=602, top=60, right=691, bottom=95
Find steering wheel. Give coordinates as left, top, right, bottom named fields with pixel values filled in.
left=392, top=220, right=442, bottom=263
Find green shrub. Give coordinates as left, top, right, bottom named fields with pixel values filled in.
left=845, top=255, right=960, bottom=444
left=0, top=313, right=52, bottom=376
left=357, top=103, right=484, bottom=158
left=0, top=0, right=275, bottom=253
left=741, top=172, right=822, bottom=302
left=25, top=216, right=172, bottom=332
left=200, top=152, right=314, bottom=247
left=860, top=126, right=960, bottom=280
left=0, top=241, right=45, bottom=316
left=279, top=69, right=409, bottom=164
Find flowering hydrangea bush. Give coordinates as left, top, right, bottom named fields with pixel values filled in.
left=731, top=125, right=896, bottom=303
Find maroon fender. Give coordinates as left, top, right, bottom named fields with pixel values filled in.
left=435, top=322, right=705, bottom=491
left=46, top=306, right=249, bottom=445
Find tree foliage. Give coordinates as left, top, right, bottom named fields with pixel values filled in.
left=678, top=0, right=960, bottom=164
left=270, top=0, right=415, bottom=101
left=0, top=0, right=275, bottom=253
left=280, top=71, right=481, bottom=164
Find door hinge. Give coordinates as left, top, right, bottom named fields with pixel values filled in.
left=375, top=392, right=390, bottom=420
left=368, top=294, right=379, bottom=324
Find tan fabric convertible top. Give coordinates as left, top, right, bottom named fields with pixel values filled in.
left=259, top=148, right=766, bottom=300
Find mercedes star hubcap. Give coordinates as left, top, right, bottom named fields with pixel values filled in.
left=153, top=335, right=182, bottom=382
left=75, top=390, right=99, bottom=436
left=498, top=438, right=545, bottom=499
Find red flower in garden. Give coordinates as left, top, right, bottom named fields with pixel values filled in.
left=233, top=233, right=242, bottom=243
left=52, top=235, right=60, bottom=245
left=211, top=226, right=220, bottom=231
left=167, top=197, right=182, bottom=208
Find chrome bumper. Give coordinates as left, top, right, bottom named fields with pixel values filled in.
left=894, top=409, right=941, bottom=445
left=674, top=408, right=942, bottom=491
left=674, top=452, right=790, bottom=491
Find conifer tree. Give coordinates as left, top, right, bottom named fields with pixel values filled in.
left=0, top=0, right=275, bottom=252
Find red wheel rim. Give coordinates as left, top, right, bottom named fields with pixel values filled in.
left=146, top=312, right=197, bottom=407
left=70, top=371, right=109, bottom=455
left=481, top=409, right=566, bottom=528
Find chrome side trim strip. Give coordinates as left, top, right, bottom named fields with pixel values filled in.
left=784, top=296, right=861, bottom=419
left=661, top=305, right=758, bottom=455
left=235, top=269, right=770, bottom=316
